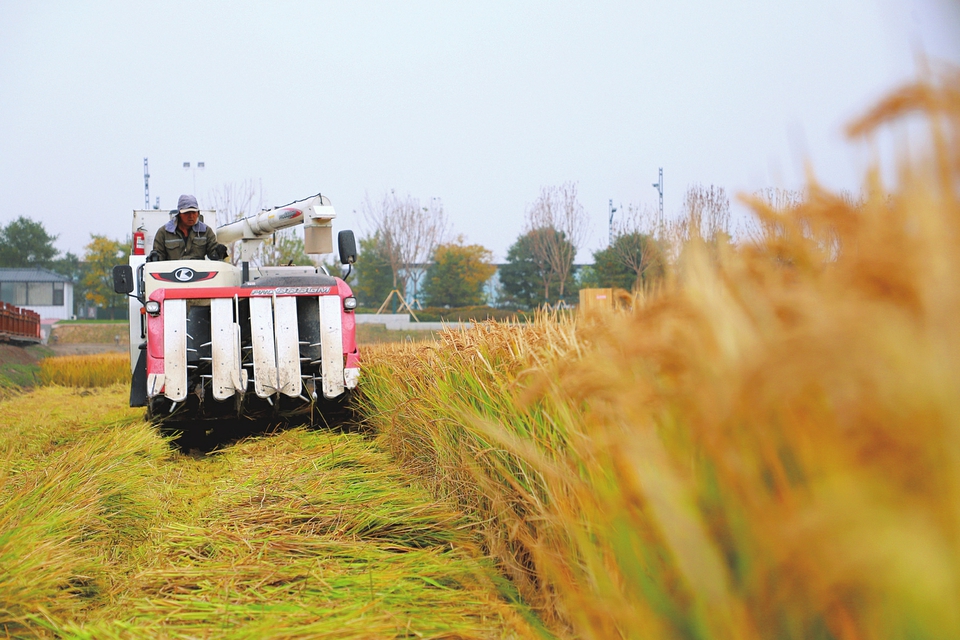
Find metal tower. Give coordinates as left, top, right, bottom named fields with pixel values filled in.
left=143, top=158, right=150, bottom=209
left=608, top=199, right=618, bottom=246
left=652, top=167, right=663, bottom=227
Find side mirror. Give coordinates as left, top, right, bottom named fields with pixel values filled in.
left=113, top=265, right=135, bottom=294
left=338, top=230, right=357, bottom=265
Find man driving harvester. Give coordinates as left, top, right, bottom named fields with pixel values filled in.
left=148, top=194, right=228, bottom=262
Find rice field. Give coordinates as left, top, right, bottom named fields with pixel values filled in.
left=3, top=77, right=958, bottom=638
left=39, top=353, right=130, bottom=387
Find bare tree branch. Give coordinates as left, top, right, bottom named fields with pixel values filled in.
left=523, top=182, right=590, bottom=300
left=683, top=183, right=732, bottom=241
left=361, top=191, right=446, bottom=303
left=610, top=204, right=664, bottom=290
left=205, top=180, right=263, bottom=266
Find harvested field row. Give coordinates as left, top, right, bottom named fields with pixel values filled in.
left=0, top=385, right=541, bottom=638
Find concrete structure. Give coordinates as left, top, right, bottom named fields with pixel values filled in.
left=354, top=313, right=472, bottom=331
left=0, top=268, right=73, bottom=320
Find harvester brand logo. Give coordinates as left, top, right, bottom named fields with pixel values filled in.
left=278, top=208, right=302, bottom=220
left=250, top=286, right=331, bottom=296
left=151, top=269, right=218, bottom=283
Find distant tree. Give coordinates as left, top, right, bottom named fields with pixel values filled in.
left=361, top=191, right=446, bottom=303
left=82, top=235, right=130, bottom=319
left=352, top=233, right=393, bottom=308
left=523, top=182, right=589, bottom=300
left=0, top=217, right=60, bottom=268
left=591, top=232, right=664, bottom=291
left=423, top=238, right=496, bottom=308
left=499, top=231, right=549, bottom=309
left=500, top=228, right=576, bottom=309
left=576, top=264, right=599, bottom=289
left=49, top=251, right=82, bottom=280
left=671, top=184, right=732, bottom=245
left=319, top=256, right=356, bottom=285
left=261, top=228, right=312, bottom=267
left=753, top=187, right=804, bottom=210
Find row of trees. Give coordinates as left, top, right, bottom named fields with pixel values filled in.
left=350, top=181, right=736, bottom=310
left=0, top=181, right=742, bottom=316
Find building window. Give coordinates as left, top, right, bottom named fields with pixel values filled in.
left=0, top=282, right=27, bottom=305
left=0, top=281, right=65, bottom=306
left=28, top=282, right=54, bottom=306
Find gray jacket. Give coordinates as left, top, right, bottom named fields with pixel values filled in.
left=153, top=219, right=220, bottom=261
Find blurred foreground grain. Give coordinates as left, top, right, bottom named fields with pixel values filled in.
left=361, top=75, right=960, bottom=639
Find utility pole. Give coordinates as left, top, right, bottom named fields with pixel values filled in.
left=652, top=167, right=663, bottom=227
left=143, top=158, right=150, bottom=209
left=608, top=199, right=618, bottom=246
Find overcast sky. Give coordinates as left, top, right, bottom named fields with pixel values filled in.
left=1, top=1, right=958, bottom=262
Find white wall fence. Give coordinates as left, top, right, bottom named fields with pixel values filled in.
left=354, top=313, right=472, bottom=331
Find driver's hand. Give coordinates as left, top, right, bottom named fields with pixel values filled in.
left=209, top=243, right=228, bottom=261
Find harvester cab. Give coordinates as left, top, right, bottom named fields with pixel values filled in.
left=113, top=194, right=359, bottom=427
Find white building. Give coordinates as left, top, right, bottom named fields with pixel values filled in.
left=0, top=268, right=74, bottom=320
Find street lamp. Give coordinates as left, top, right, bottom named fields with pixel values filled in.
left=183, top=161, right=205, bottom=194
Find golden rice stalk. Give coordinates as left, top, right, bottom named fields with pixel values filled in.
left=39, top=353, right=129, bottom=388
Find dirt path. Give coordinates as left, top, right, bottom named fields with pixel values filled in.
left=0, top=386, right=542, bottom=638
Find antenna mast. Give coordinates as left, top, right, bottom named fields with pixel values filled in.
left=143, top=158, right=150, bottom=209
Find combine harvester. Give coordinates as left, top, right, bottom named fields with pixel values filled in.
left=113, top=194, right=359, bottom=430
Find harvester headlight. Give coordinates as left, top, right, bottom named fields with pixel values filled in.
left=145, top=300, right=161, bottom=316
left=343, top=296, right=357, bottom=311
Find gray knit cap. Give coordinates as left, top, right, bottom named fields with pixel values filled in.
left=177, top=194, right=200, bottom=213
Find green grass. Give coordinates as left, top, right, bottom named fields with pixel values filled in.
left=0, top=385, right=542, bottom=638
left=0, top=362, right=41, bottom=388
left=0, top=344, right=53, bottom=390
